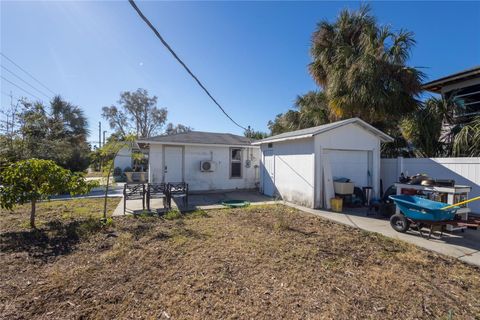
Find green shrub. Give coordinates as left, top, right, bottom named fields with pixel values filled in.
left=0, top=159, right=96, bottom=228
left=187, top=209, right=209, bottom=219
left=164, top=209, right=182, bottom=220
left=113, top=167, right=122, bottom=176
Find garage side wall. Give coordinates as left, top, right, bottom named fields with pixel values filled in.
left=314, top=123, right=381, bottom=208
left=262, top=138, right=315, bottom=207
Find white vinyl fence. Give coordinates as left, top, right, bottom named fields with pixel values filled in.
left=381, top=157, right=480, bottom=213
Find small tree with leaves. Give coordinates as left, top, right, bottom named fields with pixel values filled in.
left=0, top=159, right=96, bottom=228
left=98, top=135, right=137, bottom=220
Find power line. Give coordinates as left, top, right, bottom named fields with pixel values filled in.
left=1, top=76, right=43, bottom=101
left=128, top=0, right=248, bottom=131
left=0, top=52, right=56, bottom=96
left=1, top=65, right=52, bottom=100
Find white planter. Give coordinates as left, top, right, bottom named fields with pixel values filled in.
left=125, top=172, right=147, bottom=183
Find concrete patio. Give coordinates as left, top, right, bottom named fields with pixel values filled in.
left=112, top=189, right=275, bottom=217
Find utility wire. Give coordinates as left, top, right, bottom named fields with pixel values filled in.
left=1, top=76, right=43, bottom=101
left=0, top=52, right=56, bottom=96
left=128, top=0, right=248, bottom=131
left=1, top=65, right=52, bottom=100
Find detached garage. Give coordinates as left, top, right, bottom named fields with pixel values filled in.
left=252, top=118, right=393, bottom=209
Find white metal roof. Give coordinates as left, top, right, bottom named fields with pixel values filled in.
left=251, top=118, right=394, bottom=145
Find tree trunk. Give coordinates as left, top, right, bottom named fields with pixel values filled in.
left=30, top=199, right=36, bottom=229
left=103, top=154, right=117, bottom=221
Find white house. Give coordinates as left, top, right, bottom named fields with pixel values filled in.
left=113, top=147, right=133, bottom=171
left=137, top=131, right=260, bottom=191
left=252, top=118, right=393, bottom=209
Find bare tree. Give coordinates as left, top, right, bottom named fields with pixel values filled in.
left=102, top=89, right=168, bottom=138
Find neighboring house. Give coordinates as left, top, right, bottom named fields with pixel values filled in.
left=113, top=147, right=133, bottom=171
left=423, top=66, right=480, bottom=122
left=252, top=118, right=393, bottom=209
left=113, top=144, right=148, bottom=172
left=137, top=131, right=260, bottom=191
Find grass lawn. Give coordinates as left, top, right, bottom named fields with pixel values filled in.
left=1, top=203, right=479, bottom=319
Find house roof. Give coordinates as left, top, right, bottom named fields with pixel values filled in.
left=137, top=131, right=253, bottom=146
left=251, top=118, right=393, bottom=145
left=423, top=66, right=480, bottom=93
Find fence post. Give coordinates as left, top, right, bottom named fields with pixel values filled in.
left=397, top=156, right=404, bottom=179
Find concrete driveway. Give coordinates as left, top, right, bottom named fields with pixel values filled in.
left=285, top=202, right=480, bottom=267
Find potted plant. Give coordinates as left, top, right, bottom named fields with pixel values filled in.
left=124, top=151, right=147, bottom=183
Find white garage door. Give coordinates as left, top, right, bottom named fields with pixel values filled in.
left=324, top=149, right=370, bottom=187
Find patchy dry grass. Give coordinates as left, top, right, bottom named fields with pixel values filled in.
left=0, top=198, right=120, bottom=232
left=1, top=203, right=479, bottom=319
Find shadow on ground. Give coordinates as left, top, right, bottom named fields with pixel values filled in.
left=0, top=218, right=103, bottom=262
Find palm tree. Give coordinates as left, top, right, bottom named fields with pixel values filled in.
left=400, top=98, right=445, bottom=157
left=453, top=116, right=480, bottom=156
left=309, top=5, right=424, bottom=124
left=399, top=96, right=467, bottom=157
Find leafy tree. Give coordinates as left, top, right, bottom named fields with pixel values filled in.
left=0, top=159, right=96, bottom=228
left=165, top=123, right=193, bottom=135
left=96, top=134, right=137, bottom=220
left=0, top=96, right=91, bottom=172
left=244, top=126, right=268, bottom=140
left=102, top=89, right=168, bottom=138
left=268, top=91, right=330, bottom=135
left=309, top=5, right=423, bottom=124
left=268, top=110, right=300, bottom=135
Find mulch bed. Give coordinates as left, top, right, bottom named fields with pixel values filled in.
left=1, top=203, right=479, bottom=319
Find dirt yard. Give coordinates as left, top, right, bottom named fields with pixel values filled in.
left=1, top=202, right=479, bottom=319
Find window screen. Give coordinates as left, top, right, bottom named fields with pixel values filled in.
left=230, top=148, right=242, bottom=178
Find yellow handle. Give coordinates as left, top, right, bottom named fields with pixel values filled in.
left=441, top=196, right=480, bottom=210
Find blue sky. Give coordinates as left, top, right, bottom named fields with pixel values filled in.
left=1, top=1, right=479, bottom=145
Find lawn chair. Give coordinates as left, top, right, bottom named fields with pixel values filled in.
left=167, top=182, right=189, bottom=209
left=123, top=183, right=146, bottom=215
left=146, top=182, right=168, bottom=211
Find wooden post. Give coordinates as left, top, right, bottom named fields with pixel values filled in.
left=30, top=199, right=36, bottom=228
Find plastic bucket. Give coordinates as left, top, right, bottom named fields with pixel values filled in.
left=331, top=197, right=343, bottom=212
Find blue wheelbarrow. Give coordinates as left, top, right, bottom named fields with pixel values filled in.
left=388, top=195, right=459, bottom=237
left=389, top=195, right=480, bottom=238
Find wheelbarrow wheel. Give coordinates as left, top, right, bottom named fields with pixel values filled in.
left=390, top=213, right=410, bottom=233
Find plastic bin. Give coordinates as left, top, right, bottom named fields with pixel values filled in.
left=334, top=182, right=354, bottom=195
left=331, top=197, right=343, bottom=212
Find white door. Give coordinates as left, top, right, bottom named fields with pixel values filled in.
left=262, top=150, right=275, bottom=196
left=324, top=149, right=370, bottom=187
left=164, top=146, right=183, bottom=182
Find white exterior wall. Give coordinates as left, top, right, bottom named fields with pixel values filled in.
left=148, top=144, right=260, bottom=191
left=381, top=157, right=480, bottom=213
left=314, top=123, right=381, bottom=208
left=261, top=138, right=315, bottom=207
left=113, top=147, right=132, bottom=171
